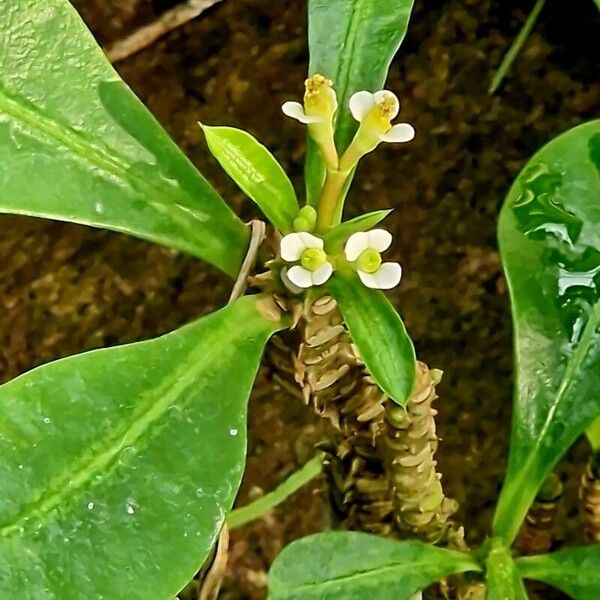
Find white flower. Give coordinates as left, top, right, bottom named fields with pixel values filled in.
left=281, top=74, right=338, bottom=125
left=344, top=229, right=402, bottom=290
left=280, top=232, right=333, bottom=289
left=281, top=101, right=322, bottom=124
left=349, top=90, right=415, bottom=143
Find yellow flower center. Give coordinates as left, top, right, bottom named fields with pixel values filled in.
left=300, top=248, right=327, bottom=272
left=357, top=248, right=382, bottom=273
left=304, top=74, right=336, bottom=119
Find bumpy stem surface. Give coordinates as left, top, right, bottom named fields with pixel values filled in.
left=515, top=473, right=562, bottom=555
left=580, top=454, right=600, bottom=543
left=269, top=295, right=461, bottom=543
left=383, top=362, right=459, bottom=544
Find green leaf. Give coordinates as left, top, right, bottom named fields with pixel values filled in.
left=323, top=209, right=393, bottom=252
left=0, top=0, right=248, bottom=277
left=517, top=545, right=600, bottom=599
left=486, top=540, right=529, bottom=600
left=201, top=125, right=299, bottom=232
left=328, top=271, right=416, bottom=406
left=586, top=416, right=600, bottom=451
left=268, top=531, right=479, bottom=600
left=493, top=120, right=600, bottom=544
left=306, top=0, right=415, bottom=203
left=0, top=295, right=283, bottom=599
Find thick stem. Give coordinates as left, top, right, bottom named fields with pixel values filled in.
left=383, top=362, right=459, bottom=544
left=580, top=453, right=600, bottom=543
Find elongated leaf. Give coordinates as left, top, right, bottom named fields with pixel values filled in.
left=586, top=415, right=600, bottom=450
left=323, top=209, right=392, bottom=252
left=0, top=295, right=283, bottom=599
left=0, top=0, right=248, bottom=277
left=494, top=120, right=600, bottom=544
left=268, top=532, right=479, bottom=600
left=517, top=545, right=600, bottom=599
left=202, top=125, right=299, bottom=232
left=486, top=541, right=529, bottom=600
left=306, top=0, right=415, bottom=203
left=328, top=271, right=416, bottom=406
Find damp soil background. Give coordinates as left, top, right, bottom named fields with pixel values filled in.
left=1, top=0, right=599, bottom=598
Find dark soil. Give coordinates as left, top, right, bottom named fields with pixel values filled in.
left=2, top=0, right=599, bottom=597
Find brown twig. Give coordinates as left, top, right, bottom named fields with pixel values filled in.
left=105, top=0, right=224, bottom=64
left=228, top=220, right=266, bottom=303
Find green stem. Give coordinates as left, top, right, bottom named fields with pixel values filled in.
left=226, top=455, right=323, bottom=529
left=489, top=0, right=546, bottom=95
left=316, top=170, right=351, bottom=232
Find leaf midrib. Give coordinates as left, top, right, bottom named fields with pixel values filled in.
left=0, top=87, right=206, bottom=228
left=334, top=0, right=367, bottom=103
left=519, top=563, right=600, bottom=585
left=510, top=299, right=600, bottom=505
left=0, top=318, right=251, bottom=538
left=272, top=557, right=476, bottom=596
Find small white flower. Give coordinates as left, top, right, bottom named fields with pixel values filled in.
left=348, top=90, right=415, bottom=143
left=344, top=229, right=402, bottom=290
left=281, top=75, right=338, bottom=125
left=280, top=232, right=333, bottom=289
left=281, top=101, right=322, bottom=124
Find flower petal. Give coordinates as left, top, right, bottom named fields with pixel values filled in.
left=373, top=90, right=399, bottom=119
left=344, top=231, right=370, bottom=262
left=382, top=123, right=415, bottom=143
left=282, top=101, right=321, bottom=124
left=280, top=232, right=307, bottom=261
left=366, top=229, right=392, bottom=253
left=311, top=262, right=333, bottom=285
left=349, top=91, right=376, bottom=122
left=280, top=232, right=323, bottom=261
left=358, top=262, right=402, bottom=289
left=287, top=265, right=314, bottom=288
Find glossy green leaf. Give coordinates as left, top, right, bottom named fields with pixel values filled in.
left=305, top=0, right=415, bottom=203
left=0, top=295, right=283, bottom=599
left=485, top=540, right=529, bottom=600
left=586, top=416, right=600, bottom=451
left=494, top=120, right=600, bottom=544
left=0, top=0, right=248, bottom=277
left=328, top=271, right=416, bottom=406
left=585, top=418, right=600, bottom=452
left=516, top=545, right=600, bottom=599
left=268, top=531, right=479, bottom=600
left=323, top=209, right=392, bottom=252
left=201, top=125, right=299, bottom=232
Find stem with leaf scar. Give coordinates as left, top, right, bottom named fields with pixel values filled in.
left=580, top=451, right=600, bottom=543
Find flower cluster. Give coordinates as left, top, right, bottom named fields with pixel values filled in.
left=280, top=229, right=402, bottom=290
left=282, top=77, right=414, bottom=172
left=278, top=76, right=411, bottom=291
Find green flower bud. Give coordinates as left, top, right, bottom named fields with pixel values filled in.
left=293, top=206, right=318, bottom=232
